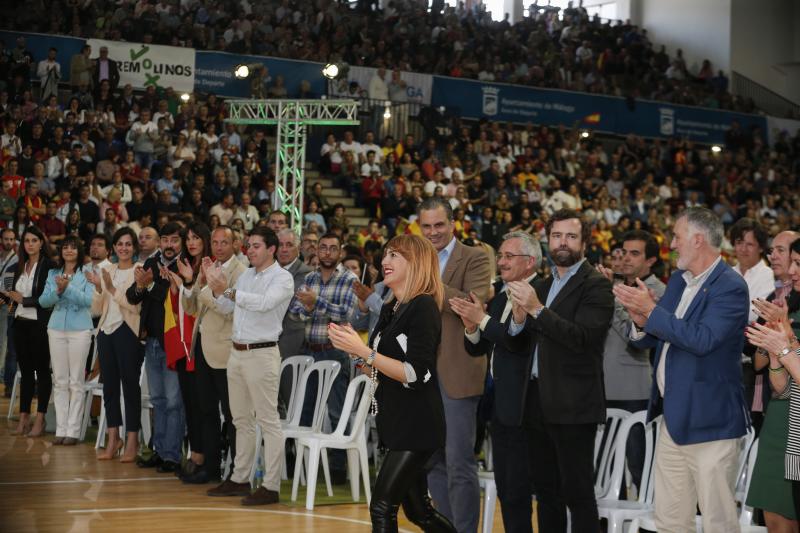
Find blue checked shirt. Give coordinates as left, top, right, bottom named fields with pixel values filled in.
left=289, top=264, right=358, bottom=345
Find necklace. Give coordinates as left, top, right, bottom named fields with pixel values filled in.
left=393, top=300, right=401, bottom=312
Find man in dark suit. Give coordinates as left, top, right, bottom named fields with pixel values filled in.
left=505, top=208, right=614, bottom=533
left=92, top=45, right=120, bottom=92
left=614, top=208, right=750, bottom=532
left=452, top=230, right=542, bottom=533
left=276, top=228, right=312, bottom=409
left=126, top=221, right=184, bottom=473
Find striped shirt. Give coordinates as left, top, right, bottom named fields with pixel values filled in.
left=288, top=264, right=358, bottom=345
left=784, top=377, right=800, bottom=480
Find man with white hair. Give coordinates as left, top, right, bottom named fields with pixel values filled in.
left=614, top=207, right=750, bottom=533
left=451, top=231, right=542, bottom=533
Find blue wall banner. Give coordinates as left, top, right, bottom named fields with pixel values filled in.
left=194, top=51, right=326, bottom=99
left=431, top=76, right=768, bottom=144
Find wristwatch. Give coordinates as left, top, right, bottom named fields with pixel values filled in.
left=366, top=349, right=377, bottom=367
left=223, top=288, right=236, bottom=301
left=777, top=346, right=793, bottom=359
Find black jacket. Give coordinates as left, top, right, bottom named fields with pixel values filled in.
left=370, top=294, right=445, bottom=451
left=125, top=252, right=178, bottom=343
left=6, top=257, right=55, bottom=322
left=505, top=261, right=614, bottom=425
left=465, top=278, right=535, bottom=427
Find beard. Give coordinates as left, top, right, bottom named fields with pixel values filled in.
left=551, top=246, right=582, bottom=267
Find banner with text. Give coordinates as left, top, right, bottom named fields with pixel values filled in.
left=329, top=66, right=433, bottom=105
left=194, top=51, right=326, bottom=99
left=87, top=39, right=195, bottom=92
left=431, top=76, right=767, bottom=144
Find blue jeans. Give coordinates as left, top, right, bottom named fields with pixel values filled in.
left=3, top=314, right=17, bottom=391
left=301, top=347, right=350, bottom=473
left=145, top=337, right=185, bottom=462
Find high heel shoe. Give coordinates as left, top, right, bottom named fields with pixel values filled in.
left=97, top=440, right=123, bottom=460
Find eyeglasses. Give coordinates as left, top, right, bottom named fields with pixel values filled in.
left=318, top=245, right=339, bottom=254
left=496, top=253, right=531, bottom=261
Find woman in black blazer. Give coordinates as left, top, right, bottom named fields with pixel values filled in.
left=2, top=226, right=54, bottom=437
left=329, top=234, right=455, bottom=533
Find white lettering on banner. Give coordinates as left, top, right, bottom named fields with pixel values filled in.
left=329, top=66, right=432, bottom=105
left=87, top=39, right=195, bottom=93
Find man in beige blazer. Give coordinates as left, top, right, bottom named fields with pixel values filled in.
left=419, top=198, right=492, bottom=533
left=181, top=226, right=246, bottom=485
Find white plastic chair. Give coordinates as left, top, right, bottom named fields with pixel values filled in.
left=280, top=356, right=315, bottom=424
left=249, top=359, right=341, bottom=486
left=6, top=369, right=21, bottom=419
left=594, top=408, right=632, bottom=499
left=478, top=471, right=497, bottom=533
left=597, top=412, right=661, bottom=533
left=627, top=432, right=763, bottom=533
left=292, top=374, right=372, bottom=510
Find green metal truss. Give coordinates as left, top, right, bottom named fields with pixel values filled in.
left=225, top=99, right=359, bottom=232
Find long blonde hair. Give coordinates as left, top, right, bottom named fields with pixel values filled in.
left=385, top=234, right=444, bottom=308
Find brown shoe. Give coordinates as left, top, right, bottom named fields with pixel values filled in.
left=207, top=480, right=251, bottom=497
left=241, top=487, right=279, bottom=506
left=62, top=437, right=78, bottom=446
left=52, top=437, right=65, bottom=445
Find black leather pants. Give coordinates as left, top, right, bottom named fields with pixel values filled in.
left=370, top=449, right=456, bottom=533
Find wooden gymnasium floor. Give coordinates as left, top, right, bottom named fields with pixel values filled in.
left=0, top=388, right=509, bottom=533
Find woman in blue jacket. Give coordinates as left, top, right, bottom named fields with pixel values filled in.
left=39, top=236, right=95, bottom=445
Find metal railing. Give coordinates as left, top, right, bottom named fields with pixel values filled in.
left=732, top=71, right=800, bottom=119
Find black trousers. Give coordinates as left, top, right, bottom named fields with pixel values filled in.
left=793, top=480, right=800, bottom=521
left=14, top=317, right=51, bottom=414
left=524, top=379, right=599, bottom=533
left=97, top=324, right=144, bottom=432
left=195, top=335, right=235, bottom=480
left=370, top=449, right=457, bottom=533
left=176, top=357, right=201, bottom=454
left=491, top=417, right=533, bottom=533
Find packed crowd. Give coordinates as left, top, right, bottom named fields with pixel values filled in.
left=1, top=0, right=753, bottom=112
left=2, top=21, right=800, bottom=530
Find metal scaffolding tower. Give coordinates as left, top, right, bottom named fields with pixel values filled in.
left=225, top=99, right=359, bottom=231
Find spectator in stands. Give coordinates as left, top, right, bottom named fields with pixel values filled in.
left=36, top=47, right=60, bottom=102
left=92, top=46, right=120, bottom=92
left=69, top=45, right=93, bottom=91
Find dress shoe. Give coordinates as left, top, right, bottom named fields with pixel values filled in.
left=207, top=480, right=251, bottom=497
left=62, top=437, right=78, bottom=446
left=156, top=460, right=180, bottom=473
left=241, top=487, right=279, bottom=506
left=181, top=469, right=218, bottom=485
left=52, top=437, right=65, bottom=445
left=178, top=459, right=198, bottom=478
left=136, top=453, right=164, bottom=468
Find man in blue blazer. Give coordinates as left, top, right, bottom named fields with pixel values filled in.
left=451, top=231, right=542, bottom=533
left=614, top=207, right=750, bottom=533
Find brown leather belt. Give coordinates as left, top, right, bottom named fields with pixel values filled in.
left=232, top=341, right=277, bottom=351
left=307, top=342, right=334, bottom=352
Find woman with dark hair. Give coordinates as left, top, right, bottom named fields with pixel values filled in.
left=328, top=235, right=455, bottom=533
left=86, top=228, right=143, bottom=461
left=162, top=221, right=210, bottom=478
left=39, top=236, right=94, bottom=445
left=10, top=205, right=31, bottom=240
left=3, top=226, right=54, bottom=437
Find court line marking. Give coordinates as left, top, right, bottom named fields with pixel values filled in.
left=68, top=506, right=414, bottom=532
left=0, top=476, right=174, bottom=486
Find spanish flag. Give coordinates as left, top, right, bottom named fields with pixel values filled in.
left=163, top=288, right=195, bottom=371
left=583, top=113, right=601, bottom=124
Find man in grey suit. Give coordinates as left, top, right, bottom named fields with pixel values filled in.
left=277, top=229, right=313, bottom=408
left=597, top=229, right=666, bottom=492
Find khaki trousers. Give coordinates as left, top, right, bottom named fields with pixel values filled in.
left=654, top=423, right=741, bottom=533
left=227, top=346, right=283, bottom=491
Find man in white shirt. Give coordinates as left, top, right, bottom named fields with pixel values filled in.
left=36, top=47, right=61, bottom=102
left=126, top=109, right=158, bottom=170
left=730, top=218, right=774, bottom=321
left=205, top=226, right=294, bottom=505
left=338, top=130, right=362, bottom=162
left=360, top=131, right=382, bottom=164
left=368, top=67, right=389, bottom=137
